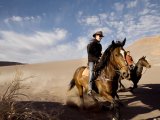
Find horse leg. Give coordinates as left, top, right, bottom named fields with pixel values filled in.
left=81, top=82, right=99, bottom=107
left=77, top=85, right=84, bottom=109
left=90, top=94, right=99, bottom=104
left=101, top=91, right=120, bottom=120
left=129, top=82, right=137, bottom=93
left=114, top=92, right=124, bottom=107
left=133, top=78, right=140, bottom=89
left=82, top=80, right=99, bottom=105
left=130, top=82, right=137, bottom=89
left=120, top=80, right=126, bottom=89
left=129, top=79, right=138, bottom=93
left=118, top=80, right=127, bottom=92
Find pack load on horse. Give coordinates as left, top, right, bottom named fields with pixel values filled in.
left=68, top=38, right=130, bottom=120
left=119, top=56, right=151, bottom=92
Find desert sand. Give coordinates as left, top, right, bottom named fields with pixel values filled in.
left=0, top=36, right=160, bottom=120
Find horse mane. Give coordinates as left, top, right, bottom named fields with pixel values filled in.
left=95, top=41, right=123, bottom=72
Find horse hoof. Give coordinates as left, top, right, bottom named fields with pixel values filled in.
left=112, top=117, right=119, bottom=120
left=79, top=105, right=85, bottom=110
left=100, top=104, right=110, bottom=111
left=112, top=113, right=120, bottom=120
left=117, top=101, right=124, bottom=107
left=128, top=87, right=135, bottom=93
left=112, top=107, right=120, bottom=120
left=112, top=118, right=118, bottom=120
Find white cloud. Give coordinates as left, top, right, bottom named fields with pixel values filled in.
left=138, top=15, right=160, bottom=30
left=77, top=0, right=160, bottom=46
left=41, top=36, right=88, bottom=61
left=0, top=28, right=68, bottom=63
left=78, top=11, right=83, bottom=17
left=10, top=16, right=23, bottom=22
left=99, top=13, right=108, bottom=20
left=89, top=27, right=112, bottom=37
left=108, top=12, right=117, bottom=21
left=78, top=15, right=100, bottom=26
left=139, top=8, right=150, bottom=15
left=4, top=15, right=41, bottom=24
left=114, top=2, right=124, bottom=11
left=127, top=0, right=138, bottom=8
left=76, top=37, right=88, bottom=50
left=78, top=13, right=111, bottom=27
left=0, top=28, right=89, bottom=63
left=122, top=13, right=160, bottom=41
left=124, top=14, right=135, bottom=21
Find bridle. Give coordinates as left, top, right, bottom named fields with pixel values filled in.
left=141, top=67, right=148, bottom=75
left=114, top=49, right=128, bottom=74
left=137, top=59, right=150, bottom=75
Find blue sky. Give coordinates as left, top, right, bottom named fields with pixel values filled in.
left=0, top=0, right=160, bottom=63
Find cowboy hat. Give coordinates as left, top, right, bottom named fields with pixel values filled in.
left=93, top=31, right=104, bottom=38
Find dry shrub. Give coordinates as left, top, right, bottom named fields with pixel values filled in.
left=0, top=68, right=59, bottom=120
left=1, top=68, right=31, bottom=102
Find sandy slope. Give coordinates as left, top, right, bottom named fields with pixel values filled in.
left=126, top=35, right=160, bottom=65
left=0, top=59, right=87, bottom=102
left=0, top=36, right=160, bottom=120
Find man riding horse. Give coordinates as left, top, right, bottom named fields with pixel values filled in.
left=87, top=31, right=104, bottom=96
left=69, top=38, right=129, bottom=120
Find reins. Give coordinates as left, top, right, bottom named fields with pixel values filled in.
left=114, top=65, right=127, bottom=74
left=137, top=59, right=149, bottom=75
left=141, top=67, right=148, bottom=75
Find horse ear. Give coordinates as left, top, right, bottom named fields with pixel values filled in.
left=112, top=40, right=115, bottom=45
left=142, top=56, right=146, bottom=59
left=122, top=38, right=126, bottom=46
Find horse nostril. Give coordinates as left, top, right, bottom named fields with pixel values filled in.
left=123, top=72, right=128, bottom=77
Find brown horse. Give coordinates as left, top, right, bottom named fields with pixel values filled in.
left=68, top=39, right=129, bottom=120
left=119, top=56, right=151, bottom=92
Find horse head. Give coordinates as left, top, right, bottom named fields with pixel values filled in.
left=139, top=56, right=151, bottom=68
left=109, top=38, right=129, bottom=79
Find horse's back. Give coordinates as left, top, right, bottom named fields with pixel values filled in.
left=73, top=66, right=87, bottom=79
left=75, top=66, right=86, bottom=74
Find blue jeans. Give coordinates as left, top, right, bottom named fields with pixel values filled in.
left=88, top=62, right=94, bottom=91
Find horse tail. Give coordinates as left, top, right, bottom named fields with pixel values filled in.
left=68, top=79, right=75, bottom=91
left=68, top=66, right=86, bottom=91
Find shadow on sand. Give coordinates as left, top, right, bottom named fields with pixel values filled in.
left=12, top=100, right=112, bottom=120
left=120, top=84, right=160, bottom=119
left=2, top=84, right=159, bottom=120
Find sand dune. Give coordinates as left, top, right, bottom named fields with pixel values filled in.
left=126, top=35, right=160, bottom=65
left=0, top=36, right=160, bottom=119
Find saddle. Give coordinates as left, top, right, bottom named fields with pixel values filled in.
left=82, top=67, right=109, bottom=94
left=82, top=67, right=100, bottom=78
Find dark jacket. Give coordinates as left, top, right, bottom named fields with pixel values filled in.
left=87, top=39, right=102, bottom=63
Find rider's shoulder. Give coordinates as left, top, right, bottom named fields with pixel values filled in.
left=88, top=39, right=97, bottom=45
